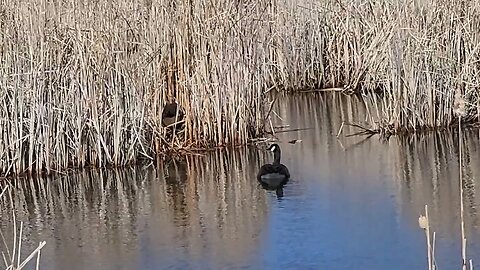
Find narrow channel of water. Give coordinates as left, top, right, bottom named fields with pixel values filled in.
left=1, top=94, right=480, bottom=269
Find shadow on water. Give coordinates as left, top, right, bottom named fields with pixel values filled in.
left=1, top=93, right=480, bottom=269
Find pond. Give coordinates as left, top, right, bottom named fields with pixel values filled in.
left=1, top=94, right=480, bottom=269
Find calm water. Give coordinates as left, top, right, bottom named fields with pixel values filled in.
left=2, top=94, right=480, bottom=269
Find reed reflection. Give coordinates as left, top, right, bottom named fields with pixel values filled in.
left=272, top=94, right=480, bottom=268
left=1, top=148, right=271, bottom=270
left=390, top=130, right=480, bottom=234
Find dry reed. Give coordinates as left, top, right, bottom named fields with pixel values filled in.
left=455, top=92, right=470, bottom=269
left=0, top=185, right=46, bottom=270
left=2, top=0, right=480, bottom=176
left=272, top=0, right=480, bottom=133
left=0, top=0, right=272, bottom=176
left=419, top=205, right=436, bottom=270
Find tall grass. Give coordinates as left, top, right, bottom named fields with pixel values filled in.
left=2, top=0, right=480, bottom=176
left=0, top=0, right=273, bottom=176
left=273, top=0, right=480, bottom=132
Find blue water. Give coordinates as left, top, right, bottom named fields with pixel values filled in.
left=259, top=180, right=422, bottom=270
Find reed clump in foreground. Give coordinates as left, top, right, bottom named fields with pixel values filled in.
left=0, top=185, right=46, bottom=269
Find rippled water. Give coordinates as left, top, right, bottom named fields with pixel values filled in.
left=2, top=94, right=480, bottom=269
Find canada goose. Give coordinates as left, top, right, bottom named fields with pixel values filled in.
left=162, top=102, right=184, bottom=129
left=257, top=144, right=290, bottom=192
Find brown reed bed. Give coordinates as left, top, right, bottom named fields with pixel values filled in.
left=2, top=0, right=480, bottom=176
left=276, top=0, right=480, bottom=133
left=0, top=0, right=272, bottom=176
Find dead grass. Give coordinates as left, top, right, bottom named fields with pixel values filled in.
left=274, top=0, right=480, bottom=133
left=2, top=0, right=480, bottom=176
left=0, top=0, right=271, bottom=176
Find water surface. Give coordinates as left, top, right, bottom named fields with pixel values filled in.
left=2, top=94, right=480, bottom=269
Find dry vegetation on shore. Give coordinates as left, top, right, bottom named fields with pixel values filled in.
left=0, top=0, right=271, bottom=176
left=1, top=0, right=480, bottom=176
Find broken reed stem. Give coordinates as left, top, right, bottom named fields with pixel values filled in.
left=426, top=207, right=432, bottom=270
left=336, top=121, right=345, bottom=138
left=17, top=241, right=46, bottom=270
left=36, top=248, right=41, bottom=270
left=432, top=232, right=436, bottom=270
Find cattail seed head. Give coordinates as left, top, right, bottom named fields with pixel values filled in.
left=454, top=91, right=466, bottom=117
left=418, top=215, right=428, bottom=229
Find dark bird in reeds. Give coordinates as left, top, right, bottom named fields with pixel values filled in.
left=257, top=144, right=290, bottom=197
left=162, top=102, right=184, bottom=129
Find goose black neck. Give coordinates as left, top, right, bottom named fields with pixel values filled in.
left=273, top=148, right=281, bottom=164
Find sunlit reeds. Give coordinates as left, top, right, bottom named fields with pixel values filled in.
left=2, top=0, right=480, bottom=176
left=267, top=0, right=480, bottom=132
left=279, top=0, right=480, bottom=133
left=0, top=0, right=271, bottom=176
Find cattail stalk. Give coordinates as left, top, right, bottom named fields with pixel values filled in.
left=419, top=205, right=434, bottom=270
left=454, top=91, right=467, bottom=270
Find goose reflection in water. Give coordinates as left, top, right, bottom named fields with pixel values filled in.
left=162, top=158, right=189, bottom=220
left=257, top=144, right=290, bottom=197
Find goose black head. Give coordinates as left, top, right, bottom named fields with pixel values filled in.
left=267, top=144, right=280, bottom=152
left=266, top=143, right=282, bottom=164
